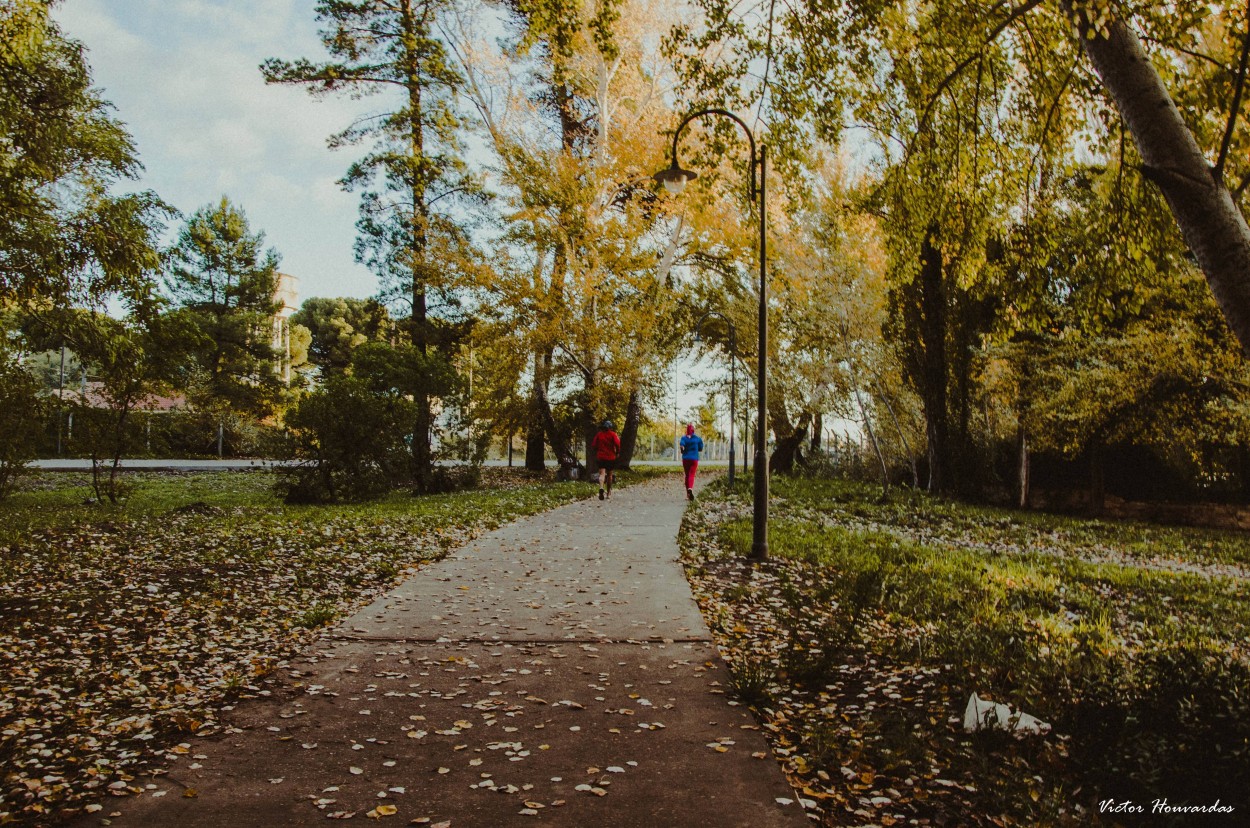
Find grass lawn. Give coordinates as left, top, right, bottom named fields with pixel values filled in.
left=681, top=475, right=1250, bottom=826
left=0, top=466, right=656, bottom=826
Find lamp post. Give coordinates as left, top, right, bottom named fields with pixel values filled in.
left=654, top=109, right=768, bottom=559
left=694, top=311, right=737, bottom=488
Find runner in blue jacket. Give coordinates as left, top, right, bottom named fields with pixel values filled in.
left=680, top=423, right=703, bottom=501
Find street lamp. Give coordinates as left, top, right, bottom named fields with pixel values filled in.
left=655, top=108, right=768, bottom=560
left=694, top=311, right=737, bottom=488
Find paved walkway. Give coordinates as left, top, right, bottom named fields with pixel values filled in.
left=84, top=477, right=806, bottom=827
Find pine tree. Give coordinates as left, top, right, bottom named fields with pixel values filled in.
left=166, top=197, right=283, bottom=417
left=262, top=0, right=477, bottom=491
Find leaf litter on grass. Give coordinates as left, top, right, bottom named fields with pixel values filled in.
left=0, top=469, right=599, bottom=825
left=679, top=479, right=1249, bottom=826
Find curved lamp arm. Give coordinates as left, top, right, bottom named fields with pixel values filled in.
left=654, top=108, right=760, bottom=199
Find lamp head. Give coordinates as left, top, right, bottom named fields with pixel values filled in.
left=652, top=162, right=697, bottom=195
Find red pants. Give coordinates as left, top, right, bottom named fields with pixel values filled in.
left=682, top=458, right=698, bottom=489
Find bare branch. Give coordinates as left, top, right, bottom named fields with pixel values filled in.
left=556, top=343, right=595, bottom=380
left=917, top=0, right=1046, bottom=132
left=1215, top=0, right=1250, bottom=181
left=754, top=0, right=777, bottom=128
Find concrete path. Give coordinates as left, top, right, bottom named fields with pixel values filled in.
left=81, top=477, right=806, bottom=827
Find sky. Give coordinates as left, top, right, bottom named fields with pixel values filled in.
left=49, top=0, right=859, bottom=442
left=53, top=0, right=379, bottom=302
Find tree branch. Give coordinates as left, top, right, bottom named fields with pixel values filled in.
left=1215, top=0, right=1250, bottom=181
left=556, top=343, right=595, bottom=381
left=754, top=0, right=777, bottom=127
left=1138, top=34, right=1228, bottom=72
left=1233, top=168, right=1250, bottom=201
left=917, top=0, right=1045, bottom=132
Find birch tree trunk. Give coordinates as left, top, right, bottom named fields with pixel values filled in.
left=1071, top=5, right=1250, bottom=354
left=851, top=370, right=889, bottom=497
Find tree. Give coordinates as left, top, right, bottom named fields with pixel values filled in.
left=46, top=301, right=189, bottom=503
left=281, top=373, right=416, bottom=503
left=0, top=0, right=168, bottom=313
left=0, top=351, right=46, bottom=499
left=165, top=197, right=284, bottom=418
left=263, top=0, right=479, bottom=492
left=291, top=296, right=393, bottom=375
left=984, top=154, right=1250, bottom=509
left=450, top=0, right=691, bottom=476
left=1067, top=3, right=1250, bottom=355
left=674, top=0, right=1250, bottom=357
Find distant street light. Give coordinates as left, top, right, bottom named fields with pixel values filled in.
left=655, top=108, right=768, bottom=560
left=694, top=311, right=737, bottom=488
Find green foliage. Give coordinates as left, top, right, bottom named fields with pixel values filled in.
left=280, top=373, right=416, bottom=503
left=731, top=475, right=1250, bottom=815
left=260, top=0, right=476, bottom=323
left=0, top=353, right=46, bottom=499
left=725, top=656, right=775, bottom=707
left=985, top=164, right=1250, bottom=487
left=55, top=305, right=189, bottom=503
left=0, top=0, right=169, bottom=311
left=294, top=603, right=338, bottom=629
left=290, top=296, right=392, bottom=375
left=165, top=197, right=284, bottom=418
left=670, top=0, right=1250, bottom=503
left=281, top=337, right=481, bottom=502
left=263, top=1, right=482, bottom=489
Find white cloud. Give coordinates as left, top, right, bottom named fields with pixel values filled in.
left=53, top=0, right=382, bottom=301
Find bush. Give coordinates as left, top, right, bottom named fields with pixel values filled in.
left=277, top=374, right=415, bottom=503
left=0, top=357, right=46, bottom=499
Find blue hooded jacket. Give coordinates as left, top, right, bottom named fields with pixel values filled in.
left=679, top=433, right=703, bottom=460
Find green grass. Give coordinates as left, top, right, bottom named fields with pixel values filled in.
left=686, top=474, right=1250, bottom=826
left=773, top=475, right=1250, bottom=569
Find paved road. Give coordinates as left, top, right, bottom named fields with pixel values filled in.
left=74, top=477, right=806, bottom=827
left=31, top=459, right=719, bottom=471
left=31, top=458, right=287, bottom=470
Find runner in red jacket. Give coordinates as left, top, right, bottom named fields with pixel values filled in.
left=591, top=420, right=621, bottom=500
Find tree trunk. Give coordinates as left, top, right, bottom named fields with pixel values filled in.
left=107, top=404, right=132, bottom=504
left=525, top=350, right=548, bottom=470
left=852, top=379, right=889, bottom=497
left=525, top=420, right=546, bottom=470
left=1072, top=6, right=1250, bottom=355
left=582, top=414, right=599, bottom=478
left=618, top=389, right=642, bottom=469
left=810, top=411, right=823, bottom=452
left=770, top=410, right=812, bottom=474
left=875, top=381, right=919, bottom=488
left=1239, top=443, right=1250, bottom=503
left=399, top=0, right=434, bottom=494
left=918, top=226, right=951, bottom=493
left=1089, top=440, right=1106, bottom=516
left=1017, top=424, right=1031, bottom=509
left=534, top=378, right=581, bottom=479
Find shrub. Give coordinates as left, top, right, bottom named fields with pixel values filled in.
left=278, top=374, right=415, bottom=503
left=0, top=356, right=47, bottom=499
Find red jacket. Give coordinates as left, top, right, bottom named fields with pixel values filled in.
left=591, top=429, right=620, bottom=461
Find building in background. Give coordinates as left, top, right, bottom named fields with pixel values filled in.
left=273, top=273, right=298, bottom=385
